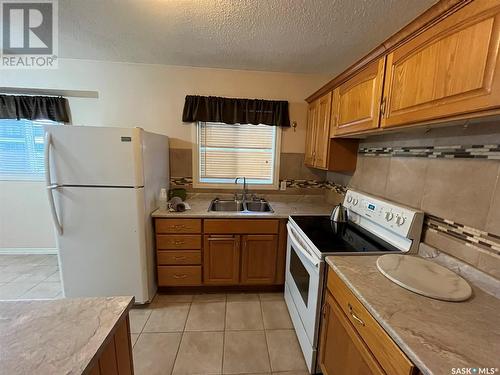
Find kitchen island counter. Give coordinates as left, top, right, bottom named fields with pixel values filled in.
left=0, top=296, right=134, bottom=375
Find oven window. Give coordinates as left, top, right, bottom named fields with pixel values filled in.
left=290, top=245, right=310, bottom=307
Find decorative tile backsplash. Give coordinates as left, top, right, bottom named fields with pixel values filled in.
left=171, top=177, right=193, bottom=186
left=359, top=144, right=500, bottom=159
left=170, top=177, right=347, bottom=194
left=425, top=214, right=500, bottom=257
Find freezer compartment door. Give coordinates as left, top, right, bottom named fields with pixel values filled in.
left=45, top=125, right=144, bottom=187
left=55, top=186, right=150, bottom=303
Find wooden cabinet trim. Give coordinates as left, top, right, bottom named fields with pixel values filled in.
left=306, top=0, right=470, bottom=103
left=327, top=269, right=415, bottom=375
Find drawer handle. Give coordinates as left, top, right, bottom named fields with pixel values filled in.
left=348, top=303, right=365, bottom=326
left=173, top=240, right=185, bottom=246
left=170, top=224, right=187, bottom=230
left=173, top=274, right=188, bottom=279
left=173, top=256, right=187, bottom=260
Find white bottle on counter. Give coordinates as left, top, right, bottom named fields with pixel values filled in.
left=159, top=188, right=168, bottom=211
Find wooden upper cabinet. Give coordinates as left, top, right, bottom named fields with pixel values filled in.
left=382, top=0, right=500, bottom=128
left=240, top=235, right=278, bottom=285
left=203, top=235, right=240, bottom=285
left=313, top=92, right=333, bottom=169
left=304, top=100, right=318, bottom=167
left=332, top=57, right=386, bottom=136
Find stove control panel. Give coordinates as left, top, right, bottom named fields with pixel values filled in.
left=343, top=190, right=423, bottom=238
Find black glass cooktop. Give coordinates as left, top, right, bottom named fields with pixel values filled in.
left=290, top=215, right=401, bottom=254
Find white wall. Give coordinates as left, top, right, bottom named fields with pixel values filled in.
left=0, top=59, right=328, bottom=249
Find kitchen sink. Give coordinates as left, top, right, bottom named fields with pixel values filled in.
left=245, top=200, right=273, bottom=212
left=208, top=198, right=273, bottom=213
left=208, top=199, right=244, bottom=212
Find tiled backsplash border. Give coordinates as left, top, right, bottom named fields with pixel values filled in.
left=170, top=177, right=347, bottom=194
left=425, top=214, right=500, bottom=256
left=359, top=144, right=500, bottom=159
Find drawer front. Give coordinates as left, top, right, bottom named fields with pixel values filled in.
left=327, top=268, right=415, bottom=375
left=204, top=219, right=279, bottom=234
left=156, top=235, right=202, bottom=250
left=157, top=251, right=201, bottom=265
left=156, top=219, right=201, bottom=234
left=158, top=266, right=202, bottom=286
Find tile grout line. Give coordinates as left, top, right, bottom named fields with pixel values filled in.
left=260, top=298, right=274, bottom=373
left=221, top=296, right=227, bottom=375
left=170, top=297, right=193, bottom=375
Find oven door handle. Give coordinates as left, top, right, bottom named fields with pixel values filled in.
left=287, top=223, right=320, bottom=268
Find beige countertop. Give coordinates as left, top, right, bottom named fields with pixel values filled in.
left=325, top=255, right=500, bottom=375
left=152, top=193, right=335, bottom=218
left=0, top=296, right=134, bottom=375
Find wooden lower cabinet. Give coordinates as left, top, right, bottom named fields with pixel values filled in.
left=87, top=316, right=133, bottom=375
left=155, top=218, right=283, bottom=287
left=241, top=235, right=278, bottom=284
left=203, top=235, right=240, bottom=285
left=320, top=268, right=418, bottom=375
left=320, top=292, right=384, bottom=375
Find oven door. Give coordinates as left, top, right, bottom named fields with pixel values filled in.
left=285, top=222, right=324, bottom=347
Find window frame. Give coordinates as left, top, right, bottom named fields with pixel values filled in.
left=192, top=121, right=281, bottom=190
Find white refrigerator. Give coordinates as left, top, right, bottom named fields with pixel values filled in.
left=44, top=125, right=169, bottom=303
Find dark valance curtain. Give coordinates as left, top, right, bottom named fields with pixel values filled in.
left=182, top=95, right=290, bottom=127
left=0, top=94, right=70, bottom=122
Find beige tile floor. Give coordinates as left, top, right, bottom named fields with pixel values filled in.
left=130, top=292, right=309, bottom=375
left=0, top=254, right=62, bottom=300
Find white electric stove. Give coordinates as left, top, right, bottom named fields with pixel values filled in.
left=284, top=189, right=424, bottom=373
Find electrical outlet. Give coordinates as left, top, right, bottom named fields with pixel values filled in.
left=280, top=180, right=287, bottom=190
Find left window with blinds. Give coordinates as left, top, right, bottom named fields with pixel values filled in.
left=0, top=119, right=59, bottom=181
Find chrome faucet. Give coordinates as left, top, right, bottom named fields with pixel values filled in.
left=234, top=177, right=248, bottom=202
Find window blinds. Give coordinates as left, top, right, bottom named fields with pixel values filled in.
left=198, top=122, right=277, bottom=184
left=0, top=119, right=58, bottom=180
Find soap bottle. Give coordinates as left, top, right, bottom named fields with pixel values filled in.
left=159, top=188, right=168, bottom=211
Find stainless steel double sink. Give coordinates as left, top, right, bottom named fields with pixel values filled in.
left=208, top=198, right=273, bottom=212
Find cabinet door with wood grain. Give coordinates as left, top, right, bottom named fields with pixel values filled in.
left=203, top=235, right=240, bottom=285
left=304, top=100, right=319, bottom=167
left=382, top=0, right=500, bottom=128
left=319, top=292, right=385, bottom=375
left=240, top=235, right=278, bottom=284
left=332, top=57, right=386, bottom=136
left=313, top=92, right=333, bottom=169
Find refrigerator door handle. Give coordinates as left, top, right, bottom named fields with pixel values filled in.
left=45, top=132, right=63, bottom=235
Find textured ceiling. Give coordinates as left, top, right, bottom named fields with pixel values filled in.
left=59, top=0, right=436, bottom=74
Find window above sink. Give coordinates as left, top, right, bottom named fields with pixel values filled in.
left=193, top=122, right=281, bottom=190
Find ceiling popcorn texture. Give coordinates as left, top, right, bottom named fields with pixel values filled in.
left=59, top=0, right=436, bottom=74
